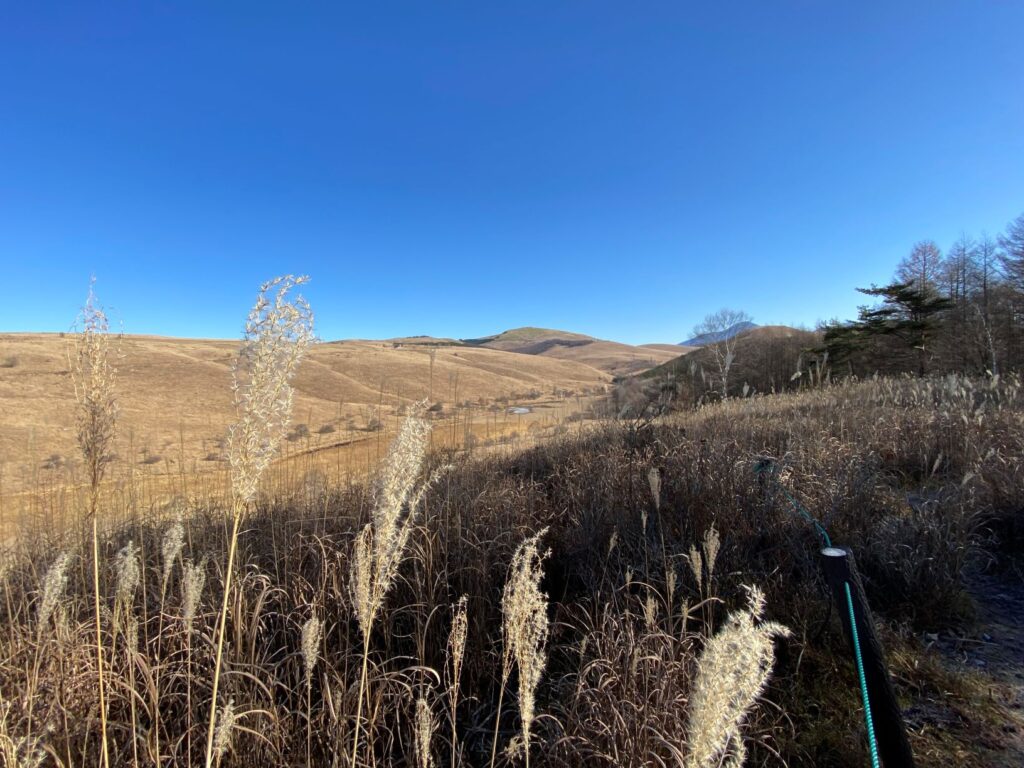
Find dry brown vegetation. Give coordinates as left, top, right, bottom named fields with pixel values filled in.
left=3, top=281, right=1023, bottom=767
left=2, top=362, right=1023, bottom=765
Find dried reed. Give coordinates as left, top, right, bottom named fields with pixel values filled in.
left=70, top=283, right=118, bottom=768
left=685, top=586, right=790, bottom=767
left=348, top=402, right=433, bottom=765
left=492, top=528, right=550, bottom=768
left=205, top=276, right=313, bottom=768
left=446, top=595, right=468, bottom=768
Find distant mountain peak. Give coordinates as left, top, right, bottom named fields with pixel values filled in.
left=462, top=327, right=595, bottom=346
left=459, top=326, right=681, bottom=375
left=679, top=321, right=758, bottom=347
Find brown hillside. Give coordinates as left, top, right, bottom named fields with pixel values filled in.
left=640, top=343, right=696, bottom=355
left=470, top=327, right=680, bottom=376
left=641, top=324, right=821, bottom=397
left=0, top=333, right=609, bottom=494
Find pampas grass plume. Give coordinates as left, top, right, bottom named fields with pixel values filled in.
left=501, top=528, right=550, bottom=762
left=37, top=551, right=72, bottom=633
left=301, top=615, right=322, bottom=685
left=181, top=559, right=205, bottom=631
left=414, top=696, right=435, bottom=768
left=685, top=585, right=791, bottom=768
left=161, top=522, right=185, bottom=593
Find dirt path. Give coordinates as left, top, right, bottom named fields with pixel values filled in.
left=930, top=568, right=1024, bottom=764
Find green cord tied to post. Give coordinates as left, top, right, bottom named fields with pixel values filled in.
left=755, top=457, right=903, bottom=768
left=846, top=580, right=881, bottom=768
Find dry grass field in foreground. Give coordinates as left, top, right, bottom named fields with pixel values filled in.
left=2, top=368, right=1023, bottom=767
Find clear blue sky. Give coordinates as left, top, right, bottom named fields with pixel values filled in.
left=2, top=3, right=1022, bottom=344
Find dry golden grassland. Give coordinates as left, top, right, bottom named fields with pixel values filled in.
left=0, top=332, right=612, bottom=530
left=2, top=284, right=1022, bottom=767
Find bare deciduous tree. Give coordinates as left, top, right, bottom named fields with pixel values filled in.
left=896, top=240, right=943, bottom=296
left=999, top=212, right=1024, bottom=291
left=692, top=308, right=752, bottom=398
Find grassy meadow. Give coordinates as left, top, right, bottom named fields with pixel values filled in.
left=1, top=282, right=1023, bottom=768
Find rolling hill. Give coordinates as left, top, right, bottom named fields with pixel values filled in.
left=464, top=327, right=682, bottom=376
left=641, top=325, right=822, bottom=396
left=640, top=343, right=697, bottom=355
left=0, top=333, right=610, bottom=495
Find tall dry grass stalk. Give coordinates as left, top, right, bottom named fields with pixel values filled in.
left=491, top=528, right=550, bottom=768
left=300, top=614, right=322, bottom=767
left=689, top=523, right=720, bottom=628
left=71, top=283, right=118, bottom=520
left=446, top=595, right=468, bottom=768
left=348, top=402, right=435, bottom=765
left=182, top=558, right=206, bottom=760
left=684, top=585, right=790, bottom=768
left=70, top=283, right=118, bottom=768
left=205, top=275, right=314, bottom=768
left=113, top=540, right=141, bottom=767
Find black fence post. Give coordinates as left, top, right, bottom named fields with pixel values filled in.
left=821, top=546, right=915, bottom=768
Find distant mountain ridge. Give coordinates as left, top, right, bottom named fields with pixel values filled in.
left=462, top=326, right=680, bottom=376
left=679, top=321, right=758, bottom=347
left=461, top=327, right=595, bottom=350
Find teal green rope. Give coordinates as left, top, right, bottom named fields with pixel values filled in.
left=754, top=460, right=832, bottom=548
left=777, top=484, right=832, bottom=548
left=845, top=581, right=881, bottom=768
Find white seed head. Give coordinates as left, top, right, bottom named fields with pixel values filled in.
left=181, top=559, right=205, bottom=631
left=349, top=524, right=376, bottom=639
left=448, top=595, right=468, bottom=684
left=212, top=699, right=238, bottom=761
left=703, top=524, right=721, bottom=580
left=348, top=404, right=434, bottom=639
left=414, top=695, right=435, bottom=768
left=113, top=540, right=140, bottom=634
left=666, top=567, right=678, bottom=606
left=301, top=615, right=323, bottom=685
left=685, top=586, right=791, bottom=768
left=114, top=540, right=140, bottom=606
left=688, top=546, right=703, bottom=592
left=69, top=283, right=118, bottom=495
left=38, top=552, right=72, bottom=632
left=227, top=275, right=315, bottom=504
left=644, top=592, right=658, bottom=632
left=161, top=522, right=185, bottom=590
left=125, top=613, right=139, bottom=652
left=501, top=528, right=550, bottom=753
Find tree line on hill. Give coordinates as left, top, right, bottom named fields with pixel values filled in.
left=617, top=210, right=1024, bottom=417
left=822, top=211, right=1024, bottom=378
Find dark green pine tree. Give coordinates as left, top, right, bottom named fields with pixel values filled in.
left=820, top=320, right=870, bottom=373
left=855, top=282, right=953, bottom=376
